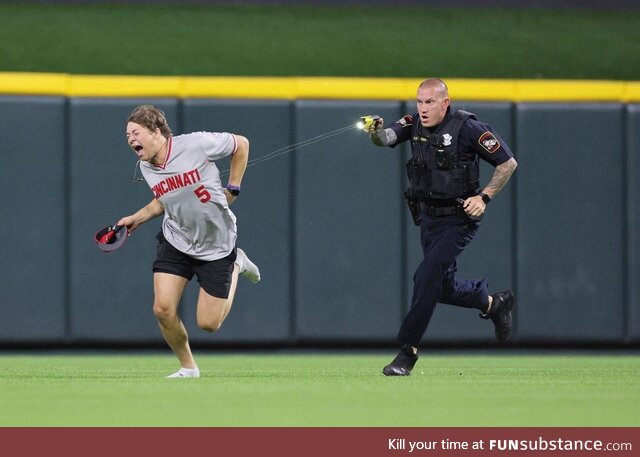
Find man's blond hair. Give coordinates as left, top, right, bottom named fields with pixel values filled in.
left=418, top=78, right=449, bottom=98
left=127, top=105, right=172, bottom=138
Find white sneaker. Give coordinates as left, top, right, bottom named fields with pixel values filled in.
left=165, top=367, right=200, bottom=378
left=235, top=248, right=261, bottom=284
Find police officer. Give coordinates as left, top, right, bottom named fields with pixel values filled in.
left=362, top=78, right=518, bottom=376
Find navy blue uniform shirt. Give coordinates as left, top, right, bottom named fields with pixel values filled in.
left=388, top=109, right=514, bottom=167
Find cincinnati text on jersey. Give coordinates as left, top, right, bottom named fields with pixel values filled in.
left=152, top=168, right=202, bottom=199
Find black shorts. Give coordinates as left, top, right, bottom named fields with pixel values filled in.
left=153, top=231, right=237, bottom=299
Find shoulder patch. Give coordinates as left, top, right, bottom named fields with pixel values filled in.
left=396, top=114, right=413, bottom=127
left=478, top=131, right=500, bottom=153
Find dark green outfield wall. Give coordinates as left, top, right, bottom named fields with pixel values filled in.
left=0, top=96, right=638, bottom=346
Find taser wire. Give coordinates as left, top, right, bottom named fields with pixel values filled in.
left=131, top=123, right=357, bottom=182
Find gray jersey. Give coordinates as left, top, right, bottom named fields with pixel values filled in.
left=141, top=132, right=238, bottom=261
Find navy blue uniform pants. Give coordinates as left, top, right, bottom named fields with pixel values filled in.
left=397, top=212, right=490, bottom=348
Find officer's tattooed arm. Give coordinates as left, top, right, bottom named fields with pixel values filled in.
left=482, top=157, right=518, bottom=198
left=370, top=128, right=398, bottom=147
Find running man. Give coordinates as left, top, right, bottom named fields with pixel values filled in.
left=119, top=105, right=260, bottom=378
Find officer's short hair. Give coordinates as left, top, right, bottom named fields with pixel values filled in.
left=419, top=78, right=449, bottom=98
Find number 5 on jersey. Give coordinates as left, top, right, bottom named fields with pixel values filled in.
left=194, top=185, right=211, bottom=203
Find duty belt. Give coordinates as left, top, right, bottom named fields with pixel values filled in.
left=419, top=202, right=465, bottom=217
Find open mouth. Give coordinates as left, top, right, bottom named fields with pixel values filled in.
left=132, top=145, right=144, bottom=156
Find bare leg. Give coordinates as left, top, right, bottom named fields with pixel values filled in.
left=196, top=264, right=240, bottom=332
left=153, top=272, right=196, bottom=369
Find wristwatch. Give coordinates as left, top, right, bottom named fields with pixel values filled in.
left=479, top=192, right=491, bottom=204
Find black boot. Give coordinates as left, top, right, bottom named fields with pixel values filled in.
left=382, top=344, right=418, bottom=376
left=480, top=289, right=515, bottom=342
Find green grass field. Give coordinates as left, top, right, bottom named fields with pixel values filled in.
left=1, top=4, right=639, bottom=79
left=0, top=352, right=638, bottom=426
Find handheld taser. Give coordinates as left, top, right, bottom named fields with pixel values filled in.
left=357, top=115, right=382, bottom=130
